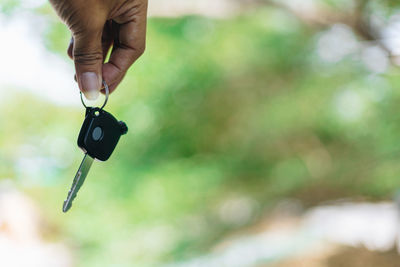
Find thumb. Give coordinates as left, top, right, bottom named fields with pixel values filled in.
left=73, top=29, right=103, bottom=100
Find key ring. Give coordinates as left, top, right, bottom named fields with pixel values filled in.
left=80, top=80, right=109, bottom=110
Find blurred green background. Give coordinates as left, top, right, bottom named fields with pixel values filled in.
left=2, top=0, right=400, bottom=266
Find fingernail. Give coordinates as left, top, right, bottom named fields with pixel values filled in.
left=80, top=72, right=100, bottom=100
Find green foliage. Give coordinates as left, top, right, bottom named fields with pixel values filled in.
left=0, top=0, right=19, bottom=14
left=3, top=1, right=400, bottom=266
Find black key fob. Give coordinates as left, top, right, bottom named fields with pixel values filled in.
left=78, top=107, right=128, bottom=161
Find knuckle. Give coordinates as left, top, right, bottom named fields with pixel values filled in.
left=113, top=1, right=147, bottom=23
left=73, top=50, right=103, bottom=65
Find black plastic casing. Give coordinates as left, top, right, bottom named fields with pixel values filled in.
left=78, top=107, right=127, bottom=161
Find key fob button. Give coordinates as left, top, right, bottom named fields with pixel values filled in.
left=92, top=126, right=103, bottom=141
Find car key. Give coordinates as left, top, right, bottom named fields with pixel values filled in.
left=63, top=83, right=128, bottom=213
left=63, top=153, right=93, bottom=213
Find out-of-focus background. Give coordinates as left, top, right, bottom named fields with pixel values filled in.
left=2, top=0, right=400, bottom=266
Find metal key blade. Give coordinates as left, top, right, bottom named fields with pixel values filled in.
left=63, top=154, right=94, bottom=213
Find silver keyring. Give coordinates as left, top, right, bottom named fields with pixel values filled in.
left=80, top=80, right=109, bottom=110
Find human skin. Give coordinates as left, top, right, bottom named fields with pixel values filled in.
left=49, top=0, right=148, bottom=100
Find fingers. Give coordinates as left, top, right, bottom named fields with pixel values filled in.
left=101, top=20, right=114, bottom=61
left=66, top=2, right=148, bottom=95
left=102, top=3, right=148, bottom=93
left=68, top=34, right=111, bottom=62
left=68, top=21, right=114, bottom=86
left=73, top=27, right=103, bottom=100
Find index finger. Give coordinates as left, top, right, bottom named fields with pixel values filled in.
left=102, top=3, right=148, bottom=93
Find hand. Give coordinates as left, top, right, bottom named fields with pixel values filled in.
left=49, top=0, right=148, bottom=99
